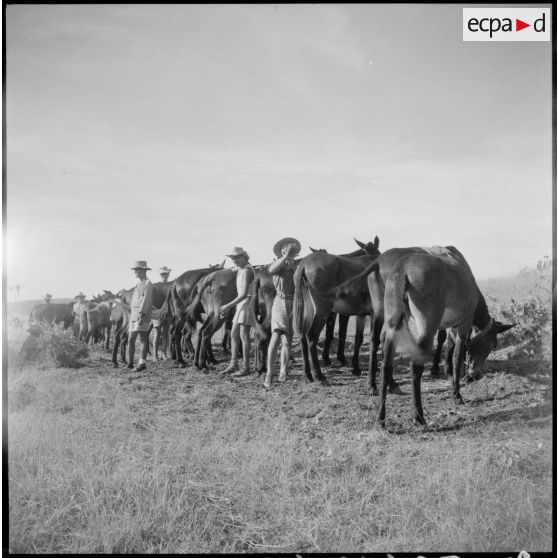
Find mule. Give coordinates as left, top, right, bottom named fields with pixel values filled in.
left=184, top=268, right=238, bottom=370
left=293, top=236, right=382, bottom=384
left=372, top=247, right=515, bottom=426
left=158, top=263, right=224, bottom=367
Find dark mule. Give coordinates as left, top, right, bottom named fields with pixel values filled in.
left=293, top=236, right=382, bottom=384
left=159, top=263, right=225, bottom=367
left=110, top=296, right=131, bottom=367
left=184, top=268, right=238, bottom=370
left=309, top=245, right=372, bottom=369
left=334, top=246, right=515, bottom=398
left=29, top=302, right=75, bottom=329
left=251, top=266, right=277, bottom=374
left=85, top=301, right=114, bottom=350
left=371, top=246, right=515, bottom=427
left=150, top=281, right=174, bottom=360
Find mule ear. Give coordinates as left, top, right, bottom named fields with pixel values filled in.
left=354, top=238, right=366, bottom=249
left=309, top=247, right=317, bottom=253
left=373, top=236, right=380, bottom=249
left=494, top=321, right=517, bottom=334
left=221, top=259, right=226, bottom=268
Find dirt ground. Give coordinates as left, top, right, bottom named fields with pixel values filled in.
left=87, top=337, right=552, bottom=437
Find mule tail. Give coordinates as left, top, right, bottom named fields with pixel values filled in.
left=159, top=287, right=174, bottom=323
left=293, top=265, right=311, bottom=336
left=251, top=276, right=268, bottom=340
left=386, top=271, right=430, bottom=364
left=185, top=278, right=211, bottom=330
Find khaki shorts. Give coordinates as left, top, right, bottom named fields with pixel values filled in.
left=129, top=318, right=150, bottom=333
left=271, top=296, right=293, bottom=337
left=233, top=298, right=254, bottom=326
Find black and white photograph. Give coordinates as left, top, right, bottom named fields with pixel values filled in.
left=4, top=3, right=554, bottom=554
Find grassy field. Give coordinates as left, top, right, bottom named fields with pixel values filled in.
left=6, top=268, right=553, bottom=553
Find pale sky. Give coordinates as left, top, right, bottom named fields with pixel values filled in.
left=5, top=4, right=553, bottom=300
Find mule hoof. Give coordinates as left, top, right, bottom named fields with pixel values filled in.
left=389, top=384, right=404, bottom=395
left=318, top=376, right=330, bottom=387
left=454, top=395, right=465, bottom=405
left=414, top=415, right=427, bottom=426
left=112, top=363, right=118, bottom=369
left=369, top=386, right=378, bottom=396
left=352, top=369, right=362, bottom=377
left=322, top=359, right=331, bottom=367
left=304, top=376, right=314, bottom=384
left=338, top=358, right=347, bottom=366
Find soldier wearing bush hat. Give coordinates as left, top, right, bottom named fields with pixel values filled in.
left=158, top=266, right=172, bottom=282
left=219, top=246, right=255, bottom=377
left=264, top=237, right=301, bottom=390
left=128, top=261, right=154, bottom=372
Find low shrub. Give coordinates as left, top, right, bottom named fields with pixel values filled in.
left=24, top=322, right=89, bottom=369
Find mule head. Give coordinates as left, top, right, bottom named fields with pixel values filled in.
left=354, top=236, right=380, bottom=256
left=466, top=319, right=517, bottom=377
left=210, top=260, right=226, bottom=270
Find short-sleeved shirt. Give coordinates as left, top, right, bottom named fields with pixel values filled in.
left=267, top=261, right=296, bottom=298
left=129, top=278, right=154, bottom=332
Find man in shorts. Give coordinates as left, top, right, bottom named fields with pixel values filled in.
left=128, top=260, right=154, bottom=372
left=263, top=237, right=301, bottom=390
left=219, top=247, right=255, bottom=377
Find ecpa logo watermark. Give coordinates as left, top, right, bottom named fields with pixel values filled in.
left=463, top=8, right=550, bottom=41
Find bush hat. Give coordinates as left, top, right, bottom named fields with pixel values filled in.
left=158, top=266, right=171, bottom=274
left=131, top=260, right=151, bottom=270
left=74, top=292, right=86, bottom=300
left=273, top=237, right=301, bottom=258
left=226, top=247, right=249, bottom=260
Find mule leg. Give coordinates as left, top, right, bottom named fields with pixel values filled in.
left=444, top=334, right=455, bottom=378
left=431, top=329, right=447, bottom=377
left=221, top=321, right=231, bottom=354
left=322, top=312, right=335, bottom=366
left=105, top=324, right=111, bottom=351
left=173, top=318, right=188, bottom=368
left=337, top=314, right=349, bottom=366
left=300, top=336, right=312, bottom=383
left=200, top=315, right=224, bottom=370
left=351, top=315, right=363, bottom=376
left=452, top=335, right=466, bottom=404
left=112, top=331, right=120, bottom=368
left=377, top=333, right=395, bottom=428
left=308, top=319, right=329, bottom=385
left=410, top=362, right=426, bottom=425
left=194, top=320, right=208, bottom=369
left=121, top=333, right=128, bottom=364
left=368, top=316, right=382, bottom=395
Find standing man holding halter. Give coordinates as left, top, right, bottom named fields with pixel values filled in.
left=263, top=237, right=301, bottom=390
left=128, top=260, right=154, bottom=372
left=219, top=247, right=255, bottom=377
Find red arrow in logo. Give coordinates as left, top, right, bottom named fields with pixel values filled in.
left=516, top=19, right=530, bottom=31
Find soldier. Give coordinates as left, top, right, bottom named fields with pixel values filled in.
left=219, top=247, right=255, bottom=377
left=263, top=237, right=300, bottom=390
left=128, top=261, right=154, bottom=372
